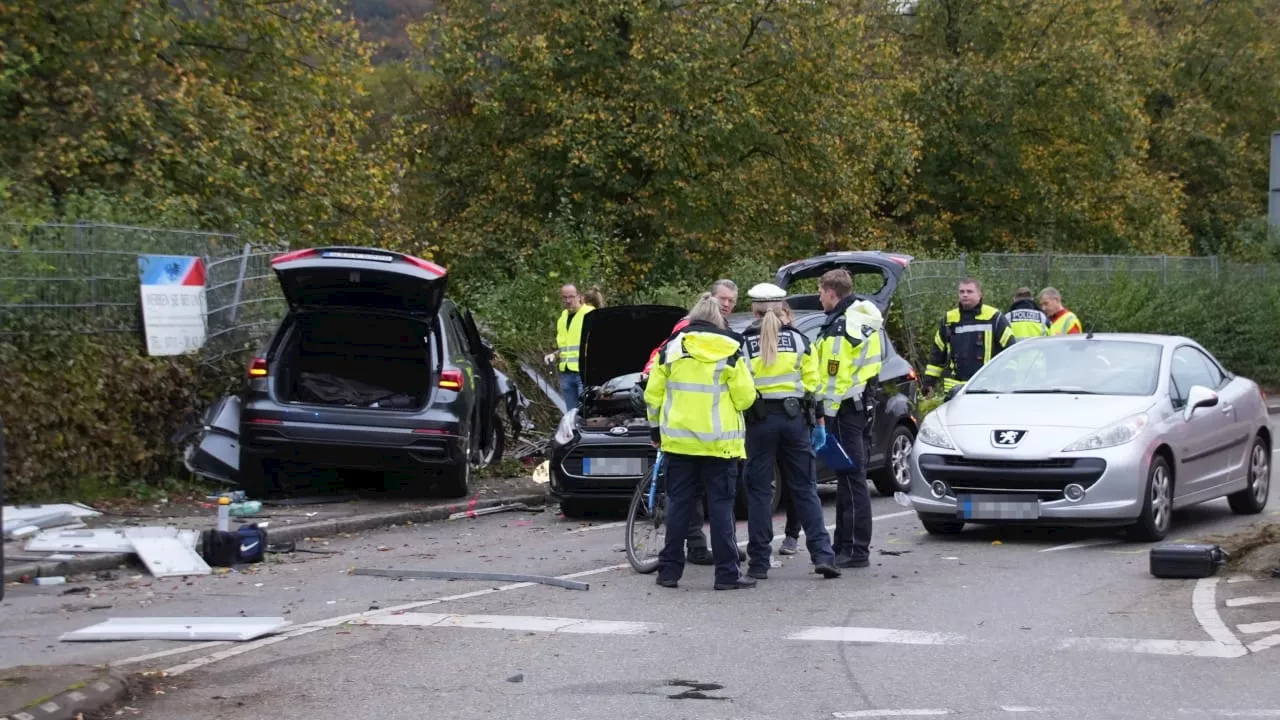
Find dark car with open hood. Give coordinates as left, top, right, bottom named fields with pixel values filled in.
left=177, top=247, right=528, bottom=499
left=548, top=251, right=922, bottom=519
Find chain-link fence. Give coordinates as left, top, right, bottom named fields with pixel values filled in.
left=0, top=222, right=285, bottom=364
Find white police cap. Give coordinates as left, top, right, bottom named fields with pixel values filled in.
left=747, top=282, right=787, bottom=301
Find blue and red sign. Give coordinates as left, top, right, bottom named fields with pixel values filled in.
left=137, top=255, right=206, bottom=287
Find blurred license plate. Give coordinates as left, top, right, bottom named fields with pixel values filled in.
left=582, top=457, right=644, bottom=476
left=956, top=494, right=1040, bottom=520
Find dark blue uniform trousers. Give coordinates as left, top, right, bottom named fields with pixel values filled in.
left=745, top=410, right=835, bottom=570
left=658, top=453, right=740, bottom=585
left=831, top=404, right=873, bottom=561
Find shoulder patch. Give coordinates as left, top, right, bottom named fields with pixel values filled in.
left=827, top=359, right=840, bottom=376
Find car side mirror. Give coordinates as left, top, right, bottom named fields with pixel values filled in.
left=1183, top=385, right=1218, bottom=422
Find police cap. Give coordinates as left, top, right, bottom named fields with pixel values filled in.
left=747, top=282, right=787, bottom=301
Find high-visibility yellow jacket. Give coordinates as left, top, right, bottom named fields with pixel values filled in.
left=555, top=304, right=595, bottom=372
left=1008, top=299, right=1048, bottom=340
left=925, top=304, right=1016, bottom=392
left=644, top=323, right=756, bottom=459
left=815, top=296, right=884, bottom=418
left=1048, top=308, right=1082, bottom=336
left=741, top=323, right=820, bottom=399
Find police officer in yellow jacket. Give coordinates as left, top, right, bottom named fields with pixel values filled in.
left=740, top=283, right=842, bottom=581
left=1008, top=287, right=1048, bottom=340
left=645, top=294, right=758, bottom=590
left=923, top=278, right=1016, bottom=396
left=814, top=269, right=884, bottom=569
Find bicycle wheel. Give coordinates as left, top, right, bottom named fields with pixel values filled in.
left=625, top=453, right=666, bottom=574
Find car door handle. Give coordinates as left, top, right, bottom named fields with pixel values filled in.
left=1219, top=404, right=1232, bottom=413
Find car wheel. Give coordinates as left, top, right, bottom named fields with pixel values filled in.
left=477, top=412, right=505, bottom=468
left=733, top=464, right=783, bottom=521
left=871, top=424, right=915, bottom=497
left=1126, top=453, right=1173, bottom=542
left=438, top=459, right=471, bottom=499
left=1227, top=434, right=1271, bottom=515
left=559, top=499, right=594, bottom=519
left=918, top=513, right=964, bottom=536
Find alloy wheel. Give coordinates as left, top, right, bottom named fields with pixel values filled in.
left=1251, top=443, right=1271, bottom=505
left=1150, top=464, right=1172, bottom=533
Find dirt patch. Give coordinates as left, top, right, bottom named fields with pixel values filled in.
left=79, top=672, right=168, bottom=720
left=1199, top=522, right=1280, bottom=572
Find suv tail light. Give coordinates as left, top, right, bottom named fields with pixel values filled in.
left=401, top=255, right=448, bottom=276
left=248, top=357, right=269, bottom=378
left=438, top=369, right=464, bottom=390
left=271, top=248, right=318, bottom=265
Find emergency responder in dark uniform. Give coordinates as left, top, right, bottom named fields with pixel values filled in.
left=740, top=283, right=841, bottom=580
left=1008, top=287, right=1048, bottom=340
left=814, top=270, right=884, bottom=569
left=644, top=294, right=758, bottom=590
left=923, top=277, right=1017, bottom=396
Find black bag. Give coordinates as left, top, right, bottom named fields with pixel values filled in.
left=1149, top=543, right=1229, bottom=579
left=200, top=523, right=268, bottom=567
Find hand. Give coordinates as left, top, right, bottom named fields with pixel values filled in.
left=543, top=352, right=556, bottom=365
left=810, top=425, right=828, bottom=450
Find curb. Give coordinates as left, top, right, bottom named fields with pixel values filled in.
left=1, top=671, right=128, bottom=720
left=4, top=491, right=549, bottom=584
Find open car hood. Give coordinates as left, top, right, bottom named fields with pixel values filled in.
left=774, top=251, right=913, bottom=313
left=272, top=247, right=448, bottom=317
left=579, top=304, right=688, bottom=387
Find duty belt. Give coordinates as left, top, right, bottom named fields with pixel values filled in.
left=749, top=397, right=803, bottom=422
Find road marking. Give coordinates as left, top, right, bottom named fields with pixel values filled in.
left=1246, top=635, right=1280, bottom=653
left=999, top=708, right=1047, bottom=713
left=1037, top=538, right=1121, bottom=553
left=1181, top=711, right=1280, bottom=718
left=1227, top=574, right=1257, bottom=584
left=1194, top=577, right=1247, bottom=653
left=1237, top=621, right=1280, bottom=635
left=564, top=521, right=627, bottom=534
left=787, top=626, right=965, bottom=646
left=833, top=711, right=952, bottom=718
left=1225, top=594, right=1280, bottom=608
left=1058, top=637, right=1247, bottom=658
left=115, top=507, right=921, bottom=676
left=355, top=612, right=659, bottom=635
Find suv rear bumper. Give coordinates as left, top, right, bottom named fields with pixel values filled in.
left=241, top=419, right=466, bottom=473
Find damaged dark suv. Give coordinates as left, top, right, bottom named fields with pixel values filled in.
left=181, top=247, right=509, bottom=499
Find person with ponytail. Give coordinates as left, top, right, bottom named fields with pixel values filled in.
left=737, top=283, right=841, bottom=581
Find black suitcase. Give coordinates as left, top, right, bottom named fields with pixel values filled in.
left=1149, top=543, right=1229, bottom=579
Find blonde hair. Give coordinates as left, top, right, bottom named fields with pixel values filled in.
left=687, top=292, right=726, bottom=329
left=754, top=300, right=793, bottom=366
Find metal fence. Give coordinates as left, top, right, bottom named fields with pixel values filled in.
left=0, top=222, right=286, bottom=364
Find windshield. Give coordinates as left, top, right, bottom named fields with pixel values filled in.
left=964, top=339, right=1163, bottom=396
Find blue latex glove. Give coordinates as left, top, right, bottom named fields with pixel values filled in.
left=810, top=425, right=828, bottom=450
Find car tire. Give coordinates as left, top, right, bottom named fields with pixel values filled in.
left=559, top=499, right=594, bottom=519
left=918, top=513, right=964, bottom=536
left=1126, top=453, right=1173, bottom=542
left=438, top=460, right=471, bottom=499
left=733, top=464, right=784, bottom=521
left=477, top=412, right=505, bottom=468
left=1227, top=434, right=1270, bottom=515
left=871, top=424, right=915, bottom=497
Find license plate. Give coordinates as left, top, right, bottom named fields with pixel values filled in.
left=582, top=457, right=645, bottom=476
left=956, top=494, right=1040, bottom=521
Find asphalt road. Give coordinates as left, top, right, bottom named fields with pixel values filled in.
left=5, top=428, right=1279, bottom=720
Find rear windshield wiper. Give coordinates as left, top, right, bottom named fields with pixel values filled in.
left=1011, top=388, right=1098, bottom=395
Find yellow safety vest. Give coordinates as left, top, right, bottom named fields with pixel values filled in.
left=1048, top=309, right=1082, bottom=336
left=1008, top=306, right=1048, bottom=340
left=925, top=304, right=1016, bottom=392
left=815, top=300, right=884, bottom=418
left=742, top=325, right=820, bottom=399
left=644, top=325, right=757, bottom=459
left=555, top=304, right=594, bottom=372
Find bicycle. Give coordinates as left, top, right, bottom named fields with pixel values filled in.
left=624, top=449, right=667, bottom=574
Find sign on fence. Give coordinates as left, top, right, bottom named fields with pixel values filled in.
left=137, top=254, right=208, bottom=356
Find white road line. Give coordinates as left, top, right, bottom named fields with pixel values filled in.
left=1237, top=621, right=1280, bottom=635
left=1181, top=711, right=1280, bottom=718
left=1225, top=594, right=1280, bottom=608
left=356, top=612, right=659, bottom=635
left=117, top=507, right=920, bottom=676
left=1037, top=538, right=1121, bottom=553
left=1246, top=634, right=1280, bottom=653
left=787, top=626, right=965, bottom=646
left=999, top=707, right=1048, bottom=713
left=1059, top=637, right=1247, bottom=658
left=564, top=521, right=627, bottom=534
left=1227, top=574, right=1257, bottom=584
left=1194, top=577, right=1247, bottom=653
left=833, top=711, right=952, bottom=718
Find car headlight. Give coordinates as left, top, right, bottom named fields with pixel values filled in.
left=553, top=409, right=578, bottom=446
left=1061, top=412, right=1148, bottom=452
left=918, top=411, right=955, bottom=450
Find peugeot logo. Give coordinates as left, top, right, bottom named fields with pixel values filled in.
left=992, top=429, right=1027, bottom=447
left=609, top=426, right=628, bottom=436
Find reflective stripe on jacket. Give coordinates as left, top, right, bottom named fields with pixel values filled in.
left=741, top=324, right=819, bottom=399
left=815, top=296, right=884, bottom=418
left=1008, top=299, right=1048, bottom=340
left=644, top=323, right=756, bottom=459
left=555, top=305, right=594, bottom=372
left=925, top=304, right=1015, bottom=391
left=1048, top=309, right=1082, bottom=336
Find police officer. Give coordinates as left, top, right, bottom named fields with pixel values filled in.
left=1008, top=287, right=1048, bottom=339
left=645, top=293, right=758, bottom=590
left=814, top=269, right=884, bottom=569
left=740, top=283, right=841, bottom=580
left=923, top=278, right=1016, bottom=396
